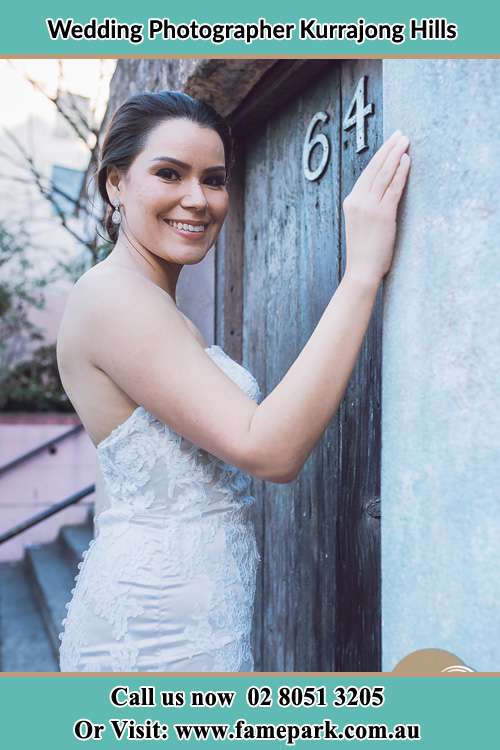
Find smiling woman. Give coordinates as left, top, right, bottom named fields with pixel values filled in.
left=96, top=91, right=232, bottom=252
left=56, top=91, right=265, bottom=673
left=103, top=117, right=229, bottom=266
left=56, top=89, right=410, bottom=672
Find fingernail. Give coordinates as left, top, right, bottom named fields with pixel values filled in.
left=392, top=129, right=402, bottom=138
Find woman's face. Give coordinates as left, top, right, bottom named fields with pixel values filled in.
left=111, top=117, right=229, bottom=264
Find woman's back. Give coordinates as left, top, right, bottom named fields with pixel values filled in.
left=57, top=260, right=208, bottom=449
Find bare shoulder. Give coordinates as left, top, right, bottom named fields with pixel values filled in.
left=56, top=262, right=208, bottom=446
left=60, top=262, right=206, bottom=364
left=70, top=262, right=165, bottom=315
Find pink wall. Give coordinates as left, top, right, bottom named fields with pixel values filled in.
left=0, top=413, right=96, bottom=561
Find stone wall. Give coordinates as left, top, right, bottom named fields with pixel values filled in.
left=104, top=58, right=275, bottom=124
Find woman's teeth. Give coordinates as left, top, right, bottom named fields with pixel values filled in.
left=166, top=220, right=206, bottom=233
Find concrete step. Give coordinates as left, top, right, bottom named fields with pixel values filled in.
left=0, top=560, right=58, bottom=672
left=59, top=521, right=94, bottom=572
left=25, top=540, right=77, bottom=661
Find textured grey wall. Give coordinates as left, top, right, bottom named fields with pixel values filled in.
left=381, top=60, right=500, bottom=671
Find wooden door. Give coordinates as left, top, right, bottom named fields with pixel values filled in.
left=216, top=60, right=383, bottom=671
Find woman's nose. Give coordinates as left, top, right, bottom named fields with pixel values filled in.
left=180, top=180, right=208, bottom=210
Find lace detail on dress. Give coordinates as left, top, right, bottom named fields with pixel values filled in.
left=59, top=345, right=262, bottom=672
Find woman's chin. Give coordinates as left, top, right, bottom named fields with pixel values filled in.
left=155, top=243, right=210, bottom=265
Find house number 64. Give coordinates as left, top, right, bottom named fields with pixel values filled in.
left=303, top=75, right=374, bottom=182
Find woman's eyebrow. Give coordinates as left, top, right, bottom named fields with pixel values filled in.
left=151, top=156, right=226, bottom=172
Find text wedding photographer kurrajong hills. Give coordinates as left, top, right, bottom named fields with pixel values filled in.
left=45, top=16, right=458, bottom=47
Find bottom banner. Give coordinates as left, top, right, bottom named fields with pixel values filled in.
left=0, top=674, right=496, bottom=747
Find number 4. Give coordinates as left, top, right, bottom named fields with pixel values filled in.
left=343, top=75, right=374, bottom=153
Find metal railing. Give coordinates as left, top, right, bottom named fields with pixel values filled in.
left=0, top=423, right=84, bottom=477
left=0, top=484, right=95, bottom=546
left=0, top=421, right=92, bottom=545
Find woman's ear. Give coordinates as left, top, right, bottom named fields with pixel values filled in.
left=105, top=166, right=122, bottom=205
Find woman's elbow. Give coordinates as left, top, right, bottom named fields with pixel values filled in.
left=274, top=467, right=299, bottom=484
left=239, top=435, right=300, bottom=484
left=249, top=457, right=299, bottom=484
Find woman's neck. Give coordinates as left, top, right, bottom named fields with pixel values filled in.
left=107, top=232, right=182, bottom=303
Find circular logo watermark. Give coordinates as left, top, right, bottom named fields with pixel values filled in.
left=392, top=648, right=475, bottom=675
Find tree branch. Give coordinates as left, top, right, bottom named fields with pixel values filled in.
left=0, top=172, right=92, bottom=216
left=2, top=127, right=97, bottom=255
left=7, top=60, right=98, bottom=146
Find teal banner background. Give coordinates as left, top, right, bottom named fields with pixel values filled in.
left=0, top=675, right=497, bottom=747
left=1, top=0, right=499, bottom=55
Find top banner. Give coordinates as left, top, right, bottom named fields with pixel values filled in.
left=2, top=0, right=499, bottom=56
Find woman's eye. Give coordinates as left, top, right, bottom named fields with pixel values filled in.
left=205, top=176, right=227, bottom=187
left=157, top=168, right=179, bottom=181
left=155, top=169, right=226, bottom=187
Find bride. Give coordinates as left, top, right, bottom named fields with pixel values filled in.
left=56, top=90, right=410, bottom=672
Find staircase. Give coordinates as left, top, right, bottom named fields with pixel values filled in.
left=0, top=509, right=94, bottom=672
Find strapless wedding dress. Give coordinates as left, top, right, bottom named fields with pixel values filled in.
left=59, top=345, right=262, bottom=672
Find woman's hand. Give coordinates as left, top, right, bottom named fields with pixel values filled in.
left=343, top=130, right=411, bottom=285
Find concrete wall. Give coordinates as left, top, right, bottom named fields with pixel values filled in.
left=381, top=60, right=500, bottom=671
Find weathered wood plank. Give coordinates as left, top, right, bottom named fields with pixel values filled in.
left=231, top=60, right=335, bottom=138
left=337, top=59, right=382, bottom=671
left=289, top=68, right=343, bottom=671
left=243, top=63, right=344, bottom=671
left=215, top=141, right=245, bottom=361
left=240, top=125, right=269, bottom=670
left=221, top=60, right=383, bottom=671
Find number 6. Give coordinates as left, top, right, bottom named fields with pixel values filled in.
left=303, top=111, right=330, bottom=182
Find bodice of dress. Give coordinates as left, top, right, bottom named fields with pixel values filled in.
left=96, top=345, right=261, bottom=518
left=59, top=344, right=262, bottom=672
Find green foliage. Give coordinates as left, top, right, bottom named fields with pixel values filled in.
left=0, top=220, right=67, bottom=412
left=0, top=222, right=47, bottom=365
left=0, top=343, right=73, bottom=412
left=0, top=216, right=114, bottom=413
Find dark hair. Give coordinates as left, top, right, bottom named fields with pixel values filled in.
left=96, top=90, right=234, bottom=243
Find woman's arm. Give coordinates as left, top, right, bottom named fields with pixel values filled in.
left=83, top=130, right=410, bottom=484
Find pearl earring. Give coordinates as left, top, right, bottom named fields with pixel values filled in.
left=111, top=198, right=121, bottom=225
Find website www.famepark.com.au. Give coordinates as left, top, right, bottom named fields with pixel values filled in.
left=75, top=716, right=421, bottom=743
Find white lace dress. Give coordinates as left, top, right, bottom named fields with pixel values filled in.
left=59, top=345, right=262, bottom=672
